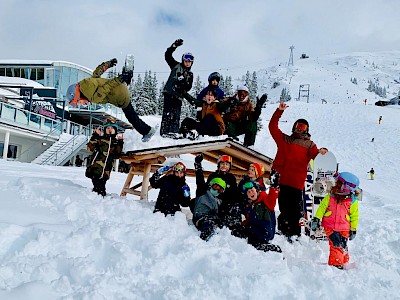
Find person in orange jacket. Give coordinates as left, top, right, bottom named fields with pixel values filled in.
left=311, top=172, right=360, bottom=270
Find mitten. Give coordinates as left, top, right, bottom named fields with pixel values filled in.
left=349, top=230, right=357, bottom=240
left=310, top=217, right=321, bottom=231
left=269, top=169, right=280, bottom=188
left=195, top=153, right=204, bottom=163
left=182, top=185, right=190, bottom=198
left=109, top=58, right=118, bottom=67
left=194, top=154, right=203, bottom=171
left=173, top=39, right=183, bottom=47
left=157, top=165, right=171, bottom=174
left=256, top=93, right=268, bottom=109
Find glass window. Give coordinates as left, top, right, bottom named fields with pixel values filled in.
left=0, top=68, right=4, bottom=76
left=6, top=68, right=12, bottom=77
left=0, top=143, right=18, bottom=159
left=37, top=68, right=44, bottom=84
left=60, top=67, right=71, bottom=97
left=45, top=68, right=54, bottom=87
left=70, top=67, right=78, bottom=84
left=30, top=68, right=37, bottom=80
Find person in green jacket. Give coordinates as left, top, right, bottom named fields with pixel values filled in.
left=85, top=117, right=124, bottom=196
left=66, top=58, right=156, bottom=142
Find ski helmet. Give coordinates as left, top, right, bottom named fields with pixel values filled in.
left=241, top=180, right=261, bottom=193
left=250, top=162, right=265, bottom=178
left=208, top=72, right=221, bottom=84
left=209, top=177, right=227, bottom=191
left=217, top=155, right=232, bottom=170
left=182, top=52, right=194, bottom=63
left=66, top=83, right=79, bottom=103
left=173, top=162, right=187, bottom=174
left=103, top=117, right=118, bottom=129
left=335, top=172, right=360, bottom=195
left=237, top=85, right=249, bottom=102
left=292, top=118, right=309, bottom=134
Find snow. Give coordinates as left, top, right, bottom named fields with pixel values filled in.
left=1, top=52, right=400, bottom=299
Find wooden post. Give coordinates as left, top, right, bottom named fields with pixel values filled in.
left=120, top=163, right=135, bottom=196
left=140, top=163, right=152, bottom=201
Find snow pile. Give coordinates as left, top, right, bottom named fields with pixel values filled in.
left=0, top=99, right=399, bottom=299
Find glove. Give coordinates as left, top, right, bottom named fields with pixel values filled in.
left=173, top=39, right=183, bottom=47
left=109, top=58, right=118, bottom=67
left=256, top=93, right=268, bottom=109
left=269, top=169, right=280, bottom=188
left=310, top=217, right=321, bottom=231
left=157, top=165, right=171, bottom=174
left=182, top=185, right=190, bottom=198
left=349, top=230, right=356, bottom=240
left=195, top=153, right=204, bottom=164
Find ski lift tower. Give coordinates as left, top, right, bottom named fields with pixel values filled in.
left=298, top=84, right=310, bottom=103
left=288, top=45, right=295, bottom=66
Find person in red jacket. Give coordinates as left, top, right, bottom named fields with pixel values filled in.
left=268, top=101, right=328, bottom=241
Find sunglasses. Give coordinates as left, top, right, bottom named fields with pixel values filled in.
left=294, top=122, right=308, bottom=132
left=182, top=53, right=194, bottom=62
left=211, top=183, right=225, bottom=193
left=238, top=92, right=248, bottom=98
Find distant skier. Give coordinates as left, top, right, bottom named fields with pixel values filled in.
left=311, top=172, right=360, bottom=270
left=378, top=116, right=382, bottom=124
left=371, top=137, right=374, bottom=142
left=368, top=168, right=375, bottom=180
left=66, top=58, right=156, bottom=142
left=269, top=101, right=328, bottom=242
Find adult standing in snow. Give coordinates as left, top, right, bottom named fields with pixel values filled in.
left=223, top=85, right=267, bottom=147
left=66, top=59, right=156, bottom=142
left=150, top=162, right=191, bottom=216
left=268, top=101, right=328, bottom=242
left=160, top=39, right=194, bottom=137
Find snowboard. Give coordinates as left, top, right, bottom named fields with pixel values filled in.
left=123, top=54, right=134, bottom=72
left=301, top=151, right=337, bottom=240
left=312, top=151, right=337, bottom=217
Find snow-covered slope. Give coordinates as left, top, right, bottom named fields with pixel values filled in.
left=0, top=98, right=399, bottom=299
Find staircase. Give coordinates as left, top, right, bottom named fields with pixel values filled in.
left=32, top=133, right=89, bottom=166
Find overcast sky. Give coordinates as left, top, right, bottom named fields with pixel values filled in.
left=1, top=0, right=399, bottom=83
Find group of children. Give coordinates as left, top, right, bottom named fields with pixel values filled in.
left=80, top=53, right=362, bottom=269
left=150, top=154, right=283, bottom=253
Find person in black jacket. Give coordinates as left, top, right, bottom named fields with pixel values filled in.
left=160, top=38, right=194, bottom=136
left=150, top=162, right=191, bottom=216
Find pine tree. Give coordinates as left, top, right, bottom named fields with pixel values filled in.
left=250, top=71, right=258, bottom=100
left=280, top=88, right=291, bottom=102
left=157, top=83, right=165, bottom=115
left=191, top=75, right=204, bottom=97
left=223, top=75, right=234, bottom=96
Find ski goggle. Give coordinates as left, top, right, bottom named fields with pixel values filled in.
left=334, top=173, right=357, bottom=194
left=294, top=122, right=308, bottom=132
left=242, top=181, right=256, bottom=193
left=211, top=183, right=225, bottom=193
left=182, top=53, right=194, bottom=62
left=174, top=163, right=186, bottom=173
left=104, top=118, right=118, bottom=129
